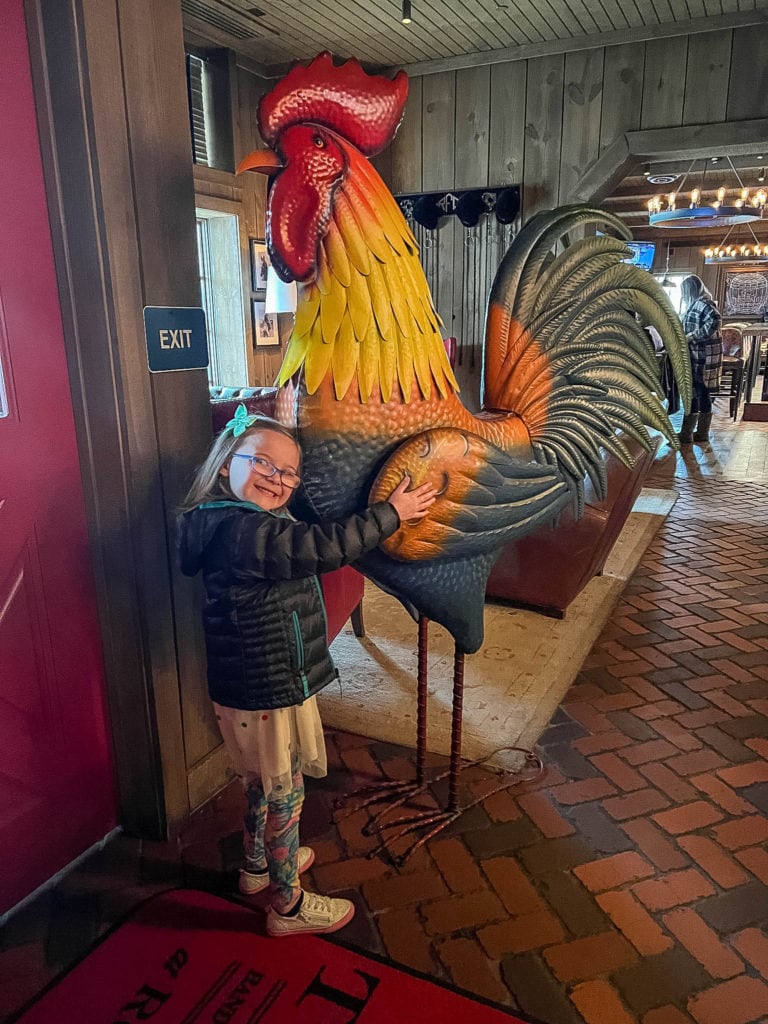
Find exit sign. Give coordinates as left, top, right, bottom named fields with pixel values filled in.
left=144, top=306, right=209, bottom=373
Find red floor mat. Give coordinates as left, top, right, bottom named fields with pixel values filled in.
left=16, top=889, right=540, bottom=1023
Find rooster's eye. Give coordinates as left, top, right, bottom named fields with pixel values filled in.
left=313, top=135, right=326, bottom=148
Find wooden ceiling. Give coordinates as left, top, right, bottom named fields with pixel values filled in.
left=181, top=0, right=768, bottom=76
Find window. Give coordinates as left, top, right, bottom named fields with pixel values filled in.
left=196, top=210, right=248, bottom=387
left=186, top=54, right=209, bottom=166
left=654, top=273, right=690, bottom=315
left=185, top=49, right=235, bottom=171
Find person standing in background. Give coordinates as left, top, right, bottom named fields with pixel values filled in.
left=678, top=275, right=722, bottom=445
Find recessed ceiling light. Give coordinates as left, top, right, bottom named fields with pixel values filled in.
left=647, top=173, right=680, bottom=185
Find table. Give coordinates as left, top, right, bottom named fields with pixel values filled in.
left=740, top=324, right=768, bottom=403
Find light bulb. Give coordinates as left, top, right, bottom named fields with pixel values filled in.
left=717, top=187, right=726, bottom=202
left=401, top=0, right=412, bottom=23
left=690, top=188, right=700, bottom=206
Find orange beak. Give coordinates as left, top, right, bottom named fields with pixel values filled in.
left=236, top=149, right=283, bottom=175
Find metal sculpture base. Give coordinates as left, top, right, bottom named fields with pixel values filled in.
left=335, top=616, right=544, bottom=867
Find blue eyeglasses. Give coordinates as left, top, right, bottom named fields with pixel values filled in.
left=230, top=453, right=300, bottom=489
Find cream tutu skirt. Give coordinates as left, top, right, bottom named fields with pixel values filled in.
left=212, top=697, right=327, bottom=800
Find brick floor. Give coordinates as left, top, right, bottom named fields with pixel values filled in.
left=2, top=412, right=768, bottom=1024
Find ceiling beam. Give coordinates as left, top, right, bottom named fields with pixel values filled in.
left=571, top=118, right=768, bottom=205
left=390, top=11, right=768, bottom=78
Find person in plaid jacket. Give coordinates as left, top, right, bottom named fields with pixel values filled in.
left=679, top=275, right=722, bottom=444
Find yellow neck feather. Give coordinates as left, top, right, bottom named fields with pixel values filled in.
left=276, top=147, right=458, bottom=403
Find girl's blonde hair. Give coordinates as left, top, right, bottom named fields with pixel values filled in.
left=179, top=415, right=299, bottom=513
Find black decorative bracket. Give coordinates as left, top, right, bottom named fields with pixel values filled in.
left=396, top=186, right=520, bottom=229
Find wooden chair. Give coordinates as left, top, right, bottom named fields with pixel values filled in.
left=720, top=325, right=745, bottom=420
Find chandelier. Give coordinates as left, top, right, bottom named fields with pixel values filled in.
left=704, top=223, right=768, bottom=264
left=648, top=157, right=766, bottom=228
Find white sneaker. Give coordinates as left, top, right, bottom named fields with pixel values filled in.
left=266, top=890, right=355, bottom=937
left=238, top=846, right=315, bottom=895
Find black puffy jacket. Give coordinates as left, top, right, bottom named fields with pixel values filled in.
left=177, top=499, right=400, bottom=710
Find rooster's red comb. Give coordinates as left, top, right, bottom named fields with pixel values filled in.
left=258, top=52, right=408, bottom=156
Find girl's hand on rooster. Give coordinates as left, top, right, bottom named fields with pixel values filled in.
left=387, top=475, right=438, bottom=522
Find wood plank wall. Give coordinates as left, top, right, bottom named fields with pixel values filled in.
left=381, top=24, right=768, bottom=405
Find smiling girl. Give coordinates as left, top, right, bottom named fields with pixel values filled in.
left=177, top=407, right=435, bottom=936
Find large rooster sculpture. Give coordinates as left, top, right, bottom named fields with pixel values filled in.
left=239, top=52, right=690, bottom=659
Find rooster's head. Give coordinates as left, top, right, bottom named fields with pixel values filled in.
left=237, top=52, right=408, bottom=283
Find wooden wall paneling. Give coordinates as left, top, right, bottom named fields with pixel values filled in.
left=390, top=74, right=423, bottom=195
left=235, top=65, right=268, bottom=157
left=116, top=0, right=216, bottom=820
left=233, top=67, right=287, bottom=388
left=682, top=29, right=732, bottom=125
left=454, top=65, right=491, bottom=188
left=522, top=53, right=565, bottom=221
left=599, top=42, right=645, bottom=152
left=421, top=71, right=457, bottom=340
left=453, top=65, right=490, bottom=407
left=559, top=47, right=605, bottom=202
left=640, top=35, right=689, bottom=130
left=29, top=0, right=214, bottom=833
left=726, top=24, right=768, bottom=121
left=488, top=59, right=527, bottom=187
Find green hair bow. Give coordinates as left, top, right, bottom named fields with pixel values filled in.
left=225, top=403, right=259, bottom=437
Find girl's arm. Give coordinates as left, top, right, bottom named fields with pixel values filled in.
left=227, top=501, right=401, bottom=580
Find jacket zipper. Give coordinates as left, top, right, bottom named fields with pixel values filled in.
left=312, top=575, right=340, bottom=684
left=312, top=576, right=329, bottom=638
left=291, top=611, right=310, bottom=699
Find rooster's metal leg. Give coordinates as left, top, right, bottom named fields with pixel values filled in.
left=367, top=646, right=544, bottom=865
left=448, top=646, right=465, bottom=811
left=334, top=616, right=430, bottom=818
left=342, top=635, right=545, bottom=867
left=364, top=644, right=467, bottom=863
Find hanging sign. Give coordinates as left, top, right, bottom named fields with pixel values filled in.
left=143, top=306, right=209, bottom=373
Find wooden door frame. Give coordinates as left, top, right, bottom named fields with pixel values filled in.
left=25, top=0, right=212, bottom=838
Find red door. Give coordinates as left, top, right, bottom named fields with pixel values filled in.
left=0, top=0, right=116, bottom=913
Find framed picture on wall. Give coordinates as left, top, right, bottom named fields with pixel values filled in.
left=723, top=268, right=768, bottom=318
left=250, top=238, right=270, bottom=292
left=252, top=299, right=280, bottom=349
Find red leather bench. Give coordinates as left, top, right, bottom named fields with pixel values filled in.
left=209, top=387, right=365, bottom=642
left=485, top=434, right=658, bottom=617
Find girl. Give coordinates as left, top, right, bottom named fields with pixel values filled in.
left=177, top=406, right=436, bottom=937
left=679, top=275, right=722, bottom=445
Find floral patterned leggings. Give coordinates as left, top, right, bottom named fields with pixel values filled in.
left=243, top=756, right=304, bottom=912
